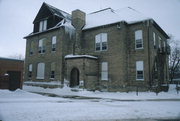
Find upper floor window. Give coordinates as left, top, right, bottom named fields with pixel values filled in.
left=135, top=30, right=143, bottom=49
left=158, top=36, right=162, bottom=50
left=101, top=62, right=108, bottom=80
left=38, top=38, right=45, bottom=54
left=29, top=41, right=34, bottom=55
left=52, top=36, right=56, bottom=52
left=136, top=61, right=144, bottom=80
left=39, top=20, right=47, bottom=32
left=163, top=40, right=166, bottom=51
left=28, top=64, right=32, bottom=78
left=153, top=32, right=156, bottom=46
left=50, top=62, right=55, bottom=79
left=37, top=63, right=45, bottom=79
left=95, top=33, right=107, bottom=51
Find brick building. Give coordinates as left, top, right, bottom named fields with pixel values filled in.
left=24, top=3, right=170, bottom=91
left=0, top=57, right=24, bottom=90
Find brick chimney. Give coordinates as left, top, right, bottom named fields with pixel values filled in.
left=71, top=10, right=86, bottom=54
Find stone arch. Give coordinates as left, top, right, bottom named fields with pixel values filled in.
left=70, top=68, right=80, bottom=87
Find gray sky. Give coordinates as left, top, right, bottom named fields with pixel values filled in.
left=0, top=0, right=180, bottom=58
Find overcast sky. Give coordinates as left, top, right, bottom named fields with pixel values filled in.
left=0, top=0, right=180, bottom=58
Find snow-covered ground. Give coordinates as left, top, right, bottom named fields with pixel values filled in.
left=23, top=84, right=180, bottom=100
left=0, top=85, right=180, bottom=121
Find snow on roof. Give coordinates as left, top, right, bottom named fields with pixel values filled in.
left=44, top=2, right=71, bottom=20
left=65, top=54, right=98, bottom=59
left=83, top=7, right=151, bottom=30
left=0, top=57, right=24, bottom=61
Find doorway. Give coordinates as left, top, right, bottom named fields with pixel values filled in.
left=7, top=71, right=21, bottom=91
left=70, top=68, right=79, bottom=87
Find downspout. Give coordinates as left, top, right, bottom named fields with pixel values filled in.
left=147, top=20, right=151, bottom=88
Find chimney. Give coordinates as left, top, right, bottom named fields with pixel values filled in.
left=72, top=9, right=86, bottom=30
left=71, top=9, right=86, bottom=55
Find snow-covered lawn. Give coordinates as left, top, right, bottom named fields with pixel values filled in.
left=0, top=85, right=180, bottom=121
left=23, top=84, right=180, bottom=100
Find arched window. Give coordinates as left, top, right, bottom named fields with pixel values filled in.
left=95, top=33, right=107, bottom=51
left=36, top=63, right=45, bottom=79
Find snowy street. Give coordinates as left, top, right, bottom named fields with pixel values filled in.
left=0, top=85, right=180, bottom=121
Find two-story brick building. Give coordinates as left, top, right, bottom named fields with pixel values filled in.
left=24, top=3, right=170, bottom=91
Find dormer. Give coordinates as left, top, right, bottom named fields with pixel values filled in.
left=33, top=2, right=71, bottom=33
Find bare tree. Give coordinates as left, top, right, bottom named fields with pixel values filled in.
left=168, top=36, right=180, bottom=82
left=9, top=53, right=25, bottom=60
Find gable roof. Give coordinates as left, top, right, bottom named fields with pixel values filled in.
left=44, top=2, right=71, bottom=20
left=83, top=7, right=150, bottom=30
left=33, top=2, right=71, bottom=23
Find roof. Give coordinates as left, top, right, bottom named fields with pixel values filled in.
left=26, top=3, right=169, bottom=39
left=44, top=2, right=71, bottom=20
left=83, top=7, right=150, bottom=30
left=0, top=57, right=24, bottom=62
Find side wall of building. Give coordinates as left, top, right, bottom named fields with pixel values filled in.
left=24, top=28, right=73, bottom=83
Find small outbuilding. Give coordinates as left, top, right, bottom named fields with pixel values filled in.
left=0, top=57, right=24, bottom=90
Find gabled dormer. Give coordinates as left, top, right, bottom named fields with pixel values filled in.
left=33, top=2, right=71, bottom=33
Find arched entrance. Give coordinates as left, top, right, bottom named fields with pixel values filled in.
left=70, top=68, right=79, bottom=87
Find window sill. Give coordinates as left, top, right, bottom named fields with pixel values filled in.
left=135, top=48, right=144, bottom=50
left=95, top=50, right=108, bottom=52
left=36, top=77, right=44, bottom=79
left=136, top=79, right=144, bottom=81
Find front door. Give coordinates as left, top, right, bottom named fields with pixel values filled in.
left=70, top=68, right=79, bottom=87
left=7, top=71, right=21, bottom=91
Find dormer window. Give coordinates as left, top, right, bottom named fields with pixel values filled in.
left=39, top=19, right=47, bottom=32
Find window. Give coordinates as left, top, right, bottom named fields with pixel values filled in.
left=158, top=36, right=162, bottom=49
left=153, top=32, right=156, bottom=46
left=50, top=62, right=55, bottom=79
left=29, top=41, right=34, bottom=55
left=38, top=39, right=45, bottom=54
left=135, top=30, right=143, bottom=49
left=37, top=63, right=45, bottom=79
left=95, top=33, right=107, bottom=51
left=136, top=61, right=144, bottom=80
left=39, top=20, right=47, bottom=32
left=101, top=62, right=108, bottom=80
left=52, top=36, right=56, bottom=52
left=163, top=41, right=166, bottom=51
left=28, top=64, right=32, bottom=78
